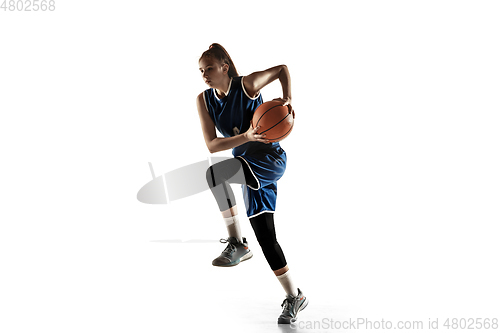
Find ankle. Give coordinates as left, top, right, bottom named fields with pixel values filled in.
left=223, top=216, right=242, bottom=243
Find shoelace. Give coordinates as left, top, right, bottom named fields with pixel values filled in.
left=219, top=238, right=237, bottom=257
left=281, top=296, right=293, bottom=310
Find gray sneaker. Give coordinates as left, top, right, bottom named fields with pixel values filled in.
left=277, top=288, right=308, bottom=324
left=212, top=237, right=253, bottom=267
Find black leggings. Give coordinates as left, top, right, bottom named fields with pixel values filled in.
left=250, top=212, right=287, bottom=271
left=206, top=159, right=287, bottom=271
left=205, top=158, right=257, bottom=212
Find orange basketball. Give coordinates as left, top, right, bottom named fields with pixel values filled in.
left=251, top=101, right=294, bottom=142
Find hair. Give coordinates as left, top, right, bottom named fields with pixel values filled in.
left=199, top=43, right=239, bottom=78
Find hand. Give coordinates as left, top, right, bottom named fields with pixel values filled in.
left=272, top=97, right=295, bottom=119
left=244, top=124, right=270, bottom=144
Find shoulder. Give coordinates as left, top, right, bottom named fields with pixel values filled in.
left=196, top=91, right=209, bottom=112
left=196, top=91, right=205, bottom=104
left=197, top=88, right=213, bottom=103
left=239, top=76, right=261, bottom=100
left=197, top=91, right=206, bottom=100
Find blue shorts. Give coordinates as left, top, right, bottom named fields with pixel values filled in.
left=236, top=146, right=287, bottom=218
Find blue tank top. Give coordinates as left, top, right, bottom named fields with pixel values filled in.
left=203, top=76, right=282, bottom=157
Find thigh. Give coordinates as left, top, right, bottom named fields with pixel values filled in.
left=208, top=158, right=256, bottom=187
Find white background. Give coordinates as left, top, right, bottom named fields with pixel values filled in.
left=1, top=1, right=499, bottom=332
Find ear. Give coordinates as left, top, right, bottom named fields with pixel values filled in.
left=222, top=63, right=229, bottom=74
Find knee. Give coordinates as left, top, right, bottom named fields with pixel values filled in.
left=206, top=159, right=243, bottom=188
left=206, top=165, right=218, bottom=187
left=250, top=213, right=278, bottom=246
left=254, top=232, right=278, bottom=248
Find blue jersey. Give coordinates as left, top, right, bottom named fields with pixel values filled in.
left=202, top=76, right=287, bottom=218
left=203, top=76, right=282, bottom=157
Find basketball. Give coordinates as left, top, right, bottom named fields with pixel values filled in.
left=251, top=101, right=294, bottom=142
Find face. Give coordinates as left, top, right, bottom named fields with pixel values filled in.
left=199, top=57, right=229, bottom=87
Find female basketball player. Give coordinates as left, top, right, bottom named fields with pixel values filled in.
left=196, top=43, right=307, bottom=324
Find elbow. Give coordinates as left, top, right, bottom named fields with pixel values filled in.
left=206, top=143, right=217, bottom=154
left=278, top=64, right=289, bottom=78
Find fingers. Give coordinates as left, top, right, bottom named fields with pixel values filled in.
left=272, top=98, right=287, bottom=105
left=285, top=104, right=295, bottom=119
left=258, top=137, right=270, bottom=143
left=272, top=97, right=291, bottom=107
left=273, top=99, right=293, bottom=115
left=251, top=126, right=270, bottom=143
left=255, top=132, right=269, bottom=143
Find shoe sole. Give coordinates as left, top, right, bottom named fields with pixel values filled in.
left=212, top=250, right=253, bottom=267
left=299, top=298, right=309, bottom=312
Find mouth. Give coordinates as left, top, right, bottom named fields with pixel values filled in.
left=205, top=80, right=211, bottom=84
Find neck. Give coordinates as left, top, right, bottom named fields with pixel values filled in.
left=215, top=76, right=231, bottom=98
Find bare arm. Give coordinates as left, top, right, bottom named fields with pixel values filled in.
left=196, top=93, right=268, bottom=154
left=243, top=65, right=292, bottom=103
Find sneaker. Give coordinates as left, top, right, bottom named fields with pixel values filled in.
left=212, top=237, right=253, bottom=267
left=277, top=288, right=308, bottom=324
